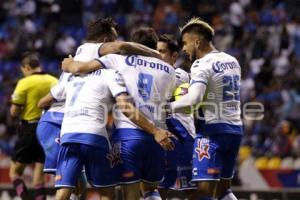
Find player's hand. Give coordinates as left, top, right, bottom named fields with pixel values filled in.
left=61, top=55, right=74, bottom=72
left=153, top=129, right=175, bottom=151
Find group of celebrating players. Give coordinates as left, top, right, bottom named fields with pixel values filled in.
left=10, top=17, right=243, bottom=200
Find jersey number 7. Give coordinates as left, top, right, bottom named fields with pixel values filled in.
left=69, top=82, right=85, bottom=106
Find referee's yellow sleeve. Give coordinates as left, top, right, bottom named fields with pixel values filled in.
left=11, top=79, right=26, bottom=105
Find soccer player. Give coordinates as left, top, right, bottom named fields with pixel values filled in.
left=10, top=52, right=57, bottom=200
left=55, top=55, right=173, bottom=200
left=37, top=18, right=160, bottom=200
left=61, top=27, right=176, bottom=200
left=156, top=34, right=197, bottom=199
left=37, top=72, right=69, bottom=174
left=55, top=23, right=174, bottom=200
left=168, top=17, right=243, bottom=200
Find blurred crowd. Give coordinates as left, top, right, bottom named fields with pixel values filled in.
left=0, top=0, right=300, bottom=163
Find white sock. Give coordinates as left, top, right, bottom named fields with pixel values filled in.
left=219, top=192, right=237, bottom=200
left=144, top=191, right=162, bottom=200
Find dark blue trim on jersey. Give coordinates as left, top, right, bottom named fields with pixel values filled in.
left=196, top=123, right=243, bottom=136
left=94, top=58, right=107, bottom=69
left=39, top=111, right=64, bottom=125
left=112, top=128, right=155, bottom=141
left=190, top=80, right=208, bottom=86
left=61, top=133, right=109, bottom=149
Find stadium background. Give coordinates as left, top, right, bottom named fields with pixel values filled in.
left=0, top=0, right=300, bottom=199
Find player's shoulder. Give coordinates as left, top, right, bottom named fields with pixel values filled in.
left=74, top=42, right=103, bottom=60
left=175, top=67, right=188, bottom=75
left=175, top=68, right=189, bottom=82
left=217, top=51, right=239, bottom=63
left=191, top=51, right=239, bottom=72
left=76, top=42, right=103, bottom=51
left=190, top=57, right=211, bottom=73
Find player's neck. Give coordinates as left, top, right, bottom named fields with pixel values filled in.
left=197, top=43, right=216, bottom=59
left=28, top=67, right=42, bottom=76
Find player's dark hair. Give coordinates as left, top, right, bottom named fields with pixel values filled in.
left=158, top=34, right=179, bottom=53
left=131, top=27, right=158, bottom=49
left=21, top=52, right=40, bottom=69
left=87, top=17, right=117, bottom=41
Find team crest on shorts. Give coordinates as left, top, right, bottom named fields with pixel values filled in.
left=107, top=143, right=122, bottom=168
left=195, top=138, right=210, bottom=161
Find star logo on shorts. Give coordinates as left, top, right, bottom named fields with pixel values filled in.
left=106, top=143, right=122, bottom=168
left=195, top=138, right=210, bottom=161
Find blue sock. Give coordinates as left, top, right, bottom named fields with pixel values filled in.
left=144, top=191, right=162, bottom=200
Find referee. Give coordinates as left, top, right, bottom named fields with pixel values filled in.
left=10, top=52, right=57, bottom=200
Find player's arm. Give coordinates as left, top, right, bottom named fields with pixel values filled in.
left=62, top=55, right=101, bottom=74
left=115, top=93, right=174, bottom=151
left=169, top=83, right=206, bottom=113
left=10, top=104, right=22, bottom=118
left=170, top=61, right=209, bottom=113
left=62, top=42, right=161, bottom=74
left=100, top=41, right=161, bottom=59
left=38, top=73, right=67, bottom=108
left=38, top=93, right=54, bottom=109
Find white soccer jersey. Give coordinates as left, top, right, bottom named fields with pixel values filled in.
left=175, top=68, right=190, bottom=87
left=98, top=54, right=176, bottom=130
left=60, top=69, right=127, bottom=148
left=49, top=72, right=71, bottom=113
left=172, top=68, right=195, bottom=138
left=74, top=42, right=102, bottom=62
left=59, top=42, right=128, bottom=148
left=190, top=51, right=242, bottom=134
left=39, top=72, right=71, bottom=125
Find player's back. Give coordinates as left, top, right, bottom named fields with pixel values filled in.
left=99, top=54, right=176, bottom=129
left=61, top=69, right=121, bottom=148
left=60, top=41, right=114, bottom=147
left=191, top=51, right=242, bottom=135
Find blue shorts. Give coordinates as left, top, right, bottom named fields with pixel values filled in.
left=192, top=134, right=242, bottom=181
left=111, top=136, right=165, bottom=184
left=55, top=143, right=115, bottom=188
left=159, top=138, right=196, bottom=190
left=36, top=121, right=61, bottom=174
